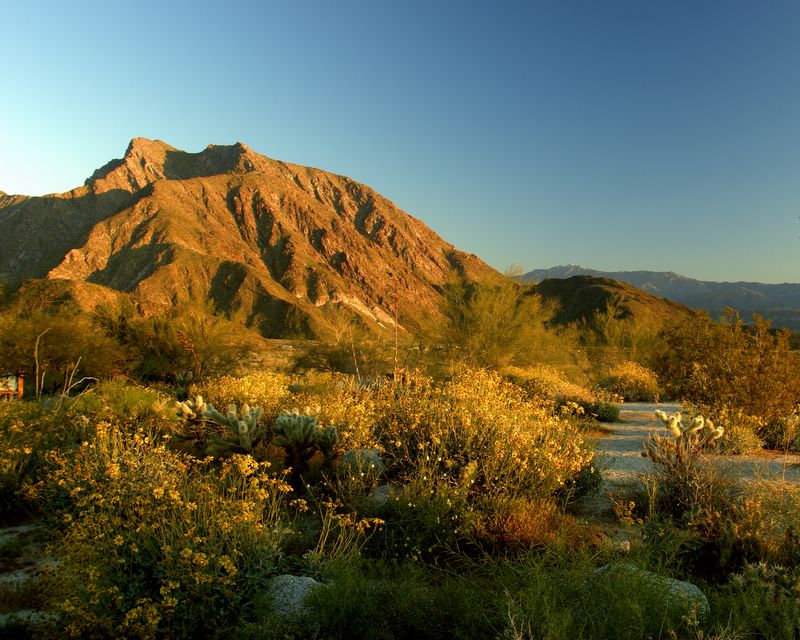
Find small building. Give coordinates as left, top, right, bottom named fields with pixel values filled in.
left=0, top=372, right=23, bottom=401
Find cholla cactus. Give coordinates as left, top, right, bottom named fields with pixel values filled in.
left=274, top=409, right=338, bottom=456
left=205, top=403, right=267, bottom=457
left=645, top=410, right=725, bottom=464
left=176, top=395, right=208, bottom=421
left=273, top=408, right=339, bottom=488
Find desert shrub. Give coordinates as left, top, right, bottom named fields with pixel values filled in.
left=588, top=402, right=621, bottom=423
left=378, top=369, right=592, bottom=497
left=368, top=368, right=593, bottom=550
left=95, top=301, right=259, bottom=382
left=70, top=378, right=175, bottom=425
left=761, top=413, right=800, bottom=452
left=292, top=330, right=398, bottom=381
left=654, top=311, right=800, bottom=432
left=39, top=423, right=300, bottom=638
left=557, top=455, right=603, bottom=506
left=730, top=480, right=800, bottom=567
left=502, top=364, right=596, bottom=405
left=710, top=406, right=764, bottom=454
left=596, top=361, right=660, bottom=402
left=712, top=563, right=800, bottom=639
left=0, top=402, right=94, bottom=521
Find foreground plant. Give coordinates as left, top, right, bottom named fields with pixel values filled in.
left=205, top=403, right=267, bottom=457
left=273, top=409, right=339, bottom=489
left=38, top=423, right=300, bottom=638
left=646, top=410, right=725, bottom=464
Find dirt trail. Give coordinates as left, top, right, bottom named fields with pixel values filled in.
left=574, top=402, right=800, bottom=521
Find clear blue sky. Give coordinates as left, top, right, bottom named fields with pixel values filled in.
left=2, top=1, right=799, bottom=283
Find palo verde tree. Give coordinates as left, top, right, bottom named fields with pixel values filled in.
left=0, top=310, right=126, bottom=395
left=437, top=273, right=549, bottom=369
left=94, top=300, right=256, bottom=383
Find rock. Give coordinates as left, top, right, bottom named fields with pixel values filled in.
left=365, top=484, right=400, bottom=510
left=268, top=574, right=324, bottom=618
left=0, top=524, right=42, bottom=548
left=593, top=563, right=709, bottom=618
left=0, top=609, right=59, bottom=626
left=339, top=448, right=385, bottom=476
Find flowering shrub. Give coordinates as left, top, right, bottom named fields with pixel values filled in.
left=193, top=371, right=291, bottom=421
left=596, top=361, right=660, bottom=402
left=502, top=365, right=596, bottom=405
left=0, top=402, right=94, bottom=521
left=371, top=368, right=593, bottom=543
left=38, top=423, right=300, bottom=638
left=761, top=412, right=800, bottom=452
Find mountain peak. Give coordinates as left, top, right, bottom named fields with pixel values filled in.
left=125, top=137, right=175, bottom=156
left=86, top=139, right=272, bottom=194
left=2, top=138, right=501, bottom=338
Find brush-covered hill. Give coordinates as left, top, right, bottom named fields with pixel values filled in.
left=0, top=138, right=500, bottom=338
left=533, top=275, right=695, bottom=332
left=524, top=265, right=800, bottom=330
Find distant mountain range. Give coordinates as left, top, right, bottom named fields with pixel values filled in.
left=522, top=266, right=800, bottom=331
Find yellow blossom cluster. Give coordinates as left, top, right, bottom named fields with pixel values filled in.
left=597, top=360, right=661, bottom=402
left=502, top=364, right=596, bottom=405
left=41, top=420, right=298, bottom=637
left=370, top=367, right=594, bottom=504
left=194, top=371, right=291, bottom=418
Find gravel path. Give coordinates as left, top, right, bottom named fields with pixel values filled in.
left=574, top=402, right=800, bottom=521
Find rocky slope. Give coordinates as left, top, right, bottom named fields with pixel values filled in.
left=0, top=139, right=499, bottom=338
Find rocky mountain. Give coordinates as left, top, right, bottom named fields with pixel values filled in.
left=523, top=265, right=800, bottom=330
left=0, top=138, right=499, bottom=338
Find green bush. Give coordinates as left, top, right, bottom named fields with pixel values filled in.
left=589, top=402, right=621, bottom=423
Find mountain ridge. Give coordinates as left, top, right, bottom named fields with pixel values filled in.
left=522, top=265, right=800, bottom=330
left=0, top=138, right=500, bottom=338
